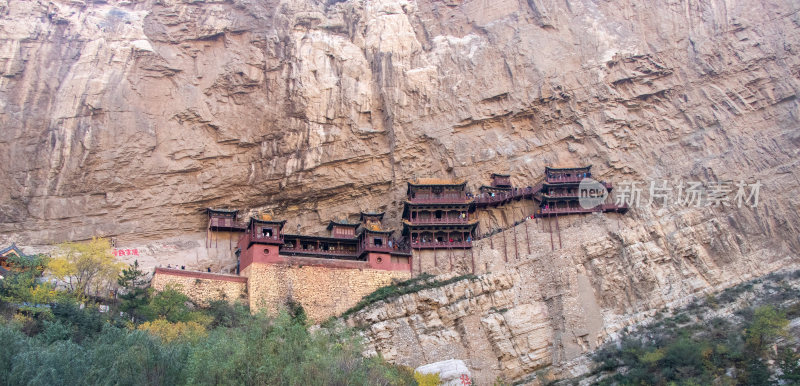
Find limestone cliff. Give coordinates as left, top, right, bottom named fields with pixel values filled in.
left=346, top=214, right=799, bottom=384
left=1, top=0, right=799, bottom=382
left=2, top=0, right=798, bottom=246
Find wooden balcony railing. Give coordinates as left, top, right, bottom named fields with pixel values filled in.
left=245, top=233, right=284, bottom=244
left=474, top=186, right=536, bottom=205
left=408, top=216, right=470, bottom=225
left=537, top=203, right=628, bottom=216
left=545, top=176, right=587, bottom=184
left=280, top=246, right=359, bottom=258
left=359, top=241, right=412, bottom=255
left=408, top=194, right=471, bottom=204
left=209, top=217, right=247, bottom=229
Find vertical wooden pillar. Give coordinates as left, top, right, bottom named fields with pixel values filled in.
left=502, top=230, right=508, bottom=262
left=448, top=247, right=453, bottom=271
left=470, top=247, right=475, bottom=274
left=525, top=220, right=531, bottom=255
left=556, top=214, right=562, bottom=249
left=549, top=215, right=554, bottom=251
left=513, top=226, right=519, bottom=260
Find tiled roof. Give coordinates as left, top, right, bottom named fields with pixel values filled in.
left=0, top=244, right=25, bottom=257
left=409, top=178, right=467, bottom=186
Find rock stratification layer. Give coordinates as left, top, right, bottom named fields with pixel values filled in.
left=1, top=0, right=799, bottom=382
left=346, top=214, right=798, bottom=384
left=1, top=0, right=798, bottom=246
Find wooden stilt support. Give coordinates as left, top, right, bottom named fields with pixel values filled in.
left=502, top=230, right=508, bottom=262
left=470, top=247, right=475, bottom=274
left=556, top=214, right=562, bottom=249
left=490, top=233, right=493, bottom=249
left=449, top=247, right=453, bottom=271
left=525, top=220, right=531, bottom=255
left=513, top=225, right=519, bottom=260
left=549, top=216, right=554, bottom=251
left=434, top=248, right=438, bottom=268
left=205, top=227, right=209, bottom=249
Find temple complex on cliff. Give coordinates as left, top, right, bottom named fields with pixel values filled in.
left=402, top=178, right=477, bottom=249
left=534, top=166, right=628, bottom=217
left=154, top=166, right=628, bottom=321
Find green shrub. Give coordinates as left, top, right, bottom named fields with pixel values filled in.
left=343, top=273, right=478, bottom=318
left=414, top=371, right=441, bottom=386
left=205, top=300, right=250, bottom=328
left=0, top=323, right=30, bottom=380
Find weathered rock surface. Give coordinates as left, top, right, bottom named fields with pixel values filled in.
left=415, top=359, right=472, bottom=386
left=1, top=0, right=798, bottom=246
left=346, top=213, right=799, bottom=383
left=1, top=0, right=799, bottom=382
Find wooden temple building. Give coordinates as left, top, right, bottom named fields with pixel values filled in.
left=214, top=209, right=413, bottom=273
left=202, top=167, right=628, bottom=275
left=474, top=173, right=538, bottom=208
left=535, top=165, right=627, bottom=217
left=479, top=173, right=512, bottom=195
left=154, top=167, right=632, bottom=319
left=402, top=178, right=478, bottom=249
left=0, top=244, right=27, bottom=279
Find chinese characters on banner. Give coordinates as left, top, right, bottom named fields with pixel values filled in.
left=113, top=249, right=139, bottom=257
left=614, top=180, right=762, bottom=209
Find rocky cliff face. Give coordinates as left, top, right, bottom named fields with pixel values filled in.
left=346, top=213, right=799, bottom=384
left=1, top=0, right=799, bottom=381
left=2, top=0, right=798, bottom=246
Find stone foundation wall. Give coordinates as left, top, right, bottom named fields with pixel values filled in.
left=151, top=268, right=248, bottom=306
left=242, top=262, right=410, bottom=321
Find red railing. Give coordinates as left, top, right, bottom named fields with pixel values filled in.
left=410, top=240, right=472, bottom=249
left=209, top=217, right=246, bottom=229
left=538, top=203, right=628, bottom=215
left=244, top=233, right=284, bottom=244
left=541, top=192, right=604, bottom=199
left=474, top=187, right=536, bottom=205
left=545, top=176, right=586, bottom=184
left=408, top=216, right=470, bottom=225
left=408, top=194, right=471, bottom=204
left=541, top=192, right=581, bottom=198
left=280, top=246, right=359, bottom=258
left=540, top=206, right=596, bottom=214
left=359, top=241, right=412, bottom=255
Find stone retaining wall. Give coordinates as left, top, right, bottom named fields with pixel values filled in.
left=242, top=261, right=410, bottom=321
left=151, top=268, right=248, bottom=306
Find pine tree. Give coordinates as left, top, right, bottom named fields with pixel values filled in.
left=117, top=260, right=151, bottom=323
